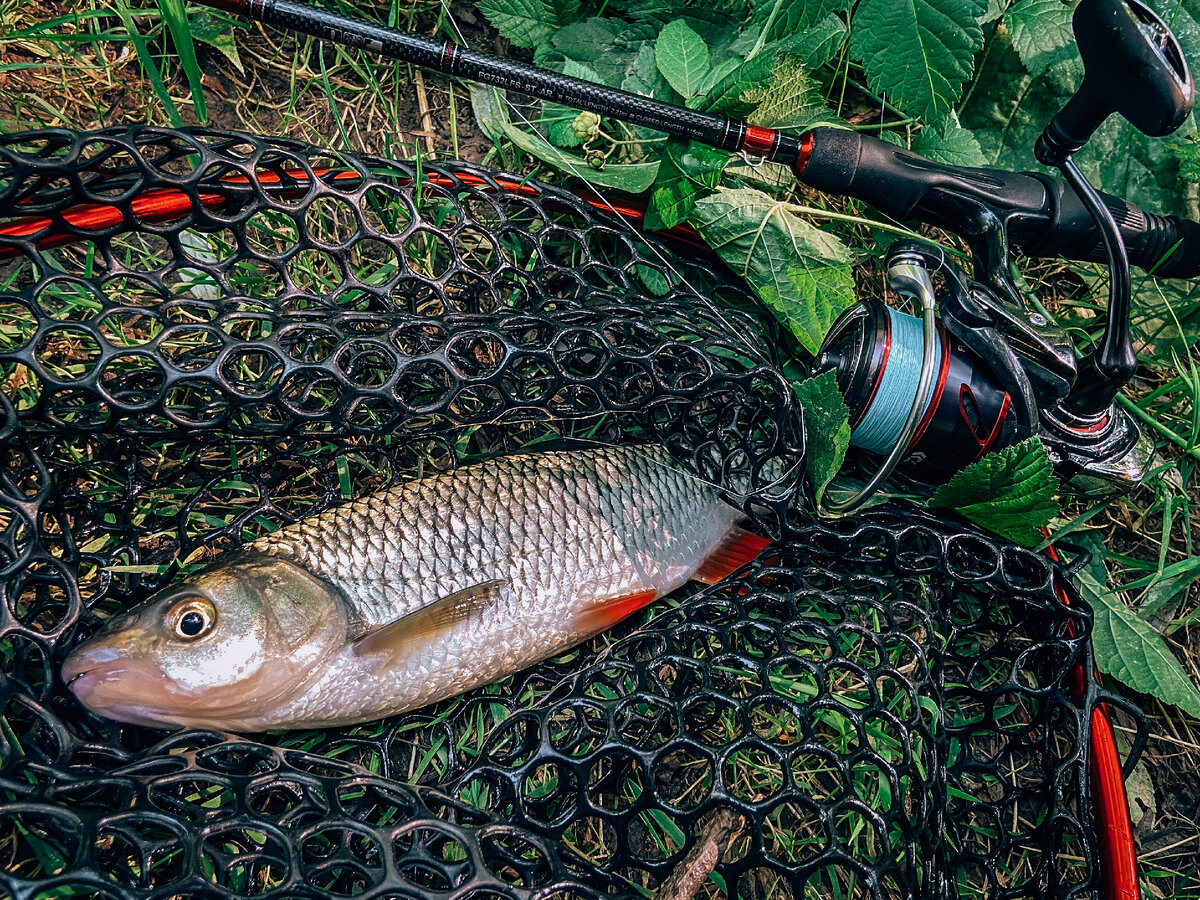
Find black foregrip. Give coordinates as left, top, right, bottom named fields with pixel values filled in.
left=1020, top=175, right=1200, bottom=276
left=799, top=127, right=1200, bottom=277
left=798, top=127, right=1055, bottom=232
left=1137, top=214, right=1200, bottom=277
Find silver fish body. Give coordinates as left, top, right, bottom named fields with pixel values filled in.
left=63, top=446, right=757, bottom=731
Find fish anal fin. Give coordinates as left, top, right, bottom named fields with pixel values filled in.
left=574, top=589, right=658, bottom=636
left=352, top=579, right=507, bottom=660
left=693, top=527, right=770, bottom=586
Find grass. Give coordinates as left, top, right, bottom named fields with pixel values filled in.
left=1, top=0, right=1199, bottom=897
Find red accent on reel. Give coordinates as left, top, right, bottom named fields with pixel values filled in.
left=909, top=326, right=952, bottom=449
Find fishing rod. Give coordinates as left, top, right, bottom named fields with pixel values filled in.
left=163, top=0, right=1200, bottom=509
left=198, top=0, right=1200, bottom=278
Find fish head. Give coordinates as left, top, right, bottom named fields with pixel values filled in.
left=61, top=555, right=348, bottom=730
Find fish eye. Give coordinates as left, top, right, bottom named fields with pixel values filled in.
left=166, top=597, right=217, bottom=641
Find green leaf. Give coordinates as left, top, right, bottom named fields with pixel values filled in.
left=751, top=0, right=854, bottom=46
left=189, top=11, right=243, bottom=74
left=471, top=85, right=660, bottom=191
left=689, top=186, right=856, bottom=354
left=849, top=0, right=987, bottom=122
left=911, top=115, right=987, bottom=167
left=696, top=50, right=778, bottom=114
left=656, top=19, right=712, bottom=97
left=549, top=18, right=626, bottom=85
left=613, top=0, right=750, bottom=30
left=1004, top=0, right=1076, bottom=76
left=476, top=0, right=579, bottom=48
left=646, top=140, right=731, bottom=230
left=1169, top=132, right=1200, bottom=182
left=928, top=438, right=1060, bottom=546
left=744, top=53, right=834, bottom=131
left=696, top=57, right=743, bottom=97
left=775, top=13, right=849, bottom=69
left=983, top=0, right=1006, bottom=21
left=1077, top=569, right=1200, bottom=717
left=791, top=370, right=851, bottom=503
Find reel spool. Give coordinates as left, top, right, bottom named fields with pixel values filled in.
left=817, top=247, right=1019, bottom=513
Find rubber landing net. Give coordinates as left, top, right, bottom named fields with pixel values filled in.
left=0, top=126, right=1142, bottom=899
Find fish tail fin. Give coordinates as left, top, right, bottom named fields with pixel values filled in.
left=692, top=527, right=770, bottom=586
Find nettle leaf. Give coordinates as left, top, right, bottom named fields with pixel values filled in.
left=471, top=85, right=660, bottom=191
left=745, top=54, right=834, bottom=131
left=689, top=187, right=856, bottom=354
left=1004, top=0, right=1076, bottom=76
left=928, top=438, right=1060, bottom=547
left=752, top=0, right=854, bottom=46
left=646, top=140, right=731, bottom=230
left=656, top=19, right=711, bottom=97
left=849, top=0, right=987, bottom=123
left=791, top=370, right=851, bottom=504
left=477, top=0, right=579, bottom=48
left=776, top=13, right=849, bottom=69
left=911, top=115, right=987, bottom=167
left=1077, top=570, right=1200, bottom=717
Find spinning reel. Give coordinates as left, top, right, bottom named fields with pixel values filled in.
left=817, top=0, right=1195, bottom=511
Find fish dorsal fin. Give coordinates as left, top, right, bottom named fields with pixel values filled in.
left=692, top=527, right=770, bottom=586
left=351, top=579, right=507, bottom=660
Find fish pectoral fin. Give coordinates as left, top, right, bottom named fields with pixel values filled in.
left=572, top=589, right=659, bottom=637
left=692, top=527, right=770, bottom=586
left=351, top=579, right=508, bottom=660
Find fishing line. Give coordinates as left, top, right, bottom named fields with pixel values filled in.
left=851, top=306, right=942, bottom=455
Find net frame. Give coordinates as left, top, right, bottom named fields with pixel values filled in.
left=0, top=125, right=1144, bottom=900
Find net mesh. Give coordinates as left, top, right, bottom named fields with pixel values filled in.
left=0, top=126, right=1141, bottom=899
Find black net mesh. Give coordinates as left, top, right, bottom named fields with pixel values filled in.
left=0, top=126, right=1141, bottom=899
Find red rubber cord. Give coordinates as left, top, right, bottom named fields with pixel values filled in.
left=0, top=167, right=709, bottom=260
left=1044, top=537, right=1141, bottom=900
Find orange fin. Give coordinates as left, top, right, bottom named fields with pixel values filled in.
left=692, top=527, right=770, bottom=585
left=574, top=589, right=659, bottom=636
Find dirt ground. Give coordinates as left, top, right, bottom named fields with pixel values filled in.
left=1, top=0, right=1198, bottom=895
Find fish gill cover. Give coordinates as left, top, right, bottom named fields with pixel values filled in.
left=0, top=127, right=1140, bottom=898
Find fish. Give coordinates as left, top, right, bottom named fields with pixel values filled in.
left=61, top=445, right=768, bottom=732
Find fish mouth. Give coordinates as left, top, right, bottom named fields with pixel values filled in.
left=61, top=654, right=180, bottom=728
